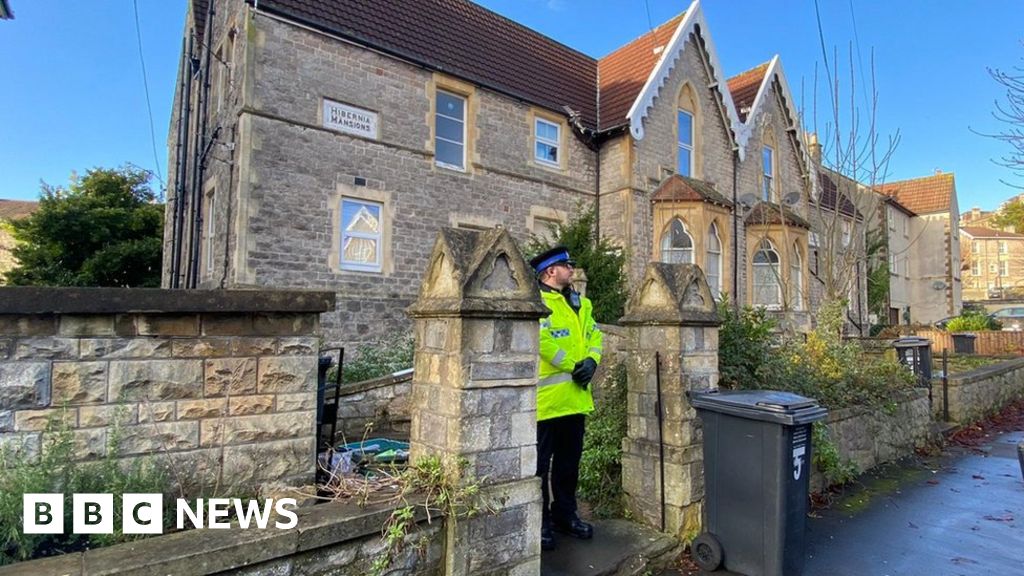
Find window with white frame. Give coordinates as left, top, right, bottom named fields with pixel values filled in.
left=340, top=198, right=383, bottom=272
left=790, top=242, right=803, bottom=310
left=841, top=220, right=851, bottom=247
left=972, top=240, right=980, bottom=254
left=706, top=222, right=722, bottom=297
left=204, top=188, right=216, bottom=275
left=534, top=118, right=560, bottom=167
left=435, top=90, right=466, bottom=170
left=990, top=263, right=998, bottom=274
left=1002, top=261, right=1010, bottom=277
left=890, top=252, right=899, bottom=276
left=972, top=261, right=981, bottom=276
left=999, top=240, right=1008, bottom=254
left=762, top=146, right=774, bottom=201
left=752, top=239, right=781, bottom=307
left=660, top=218, right=693, bottom=264
left=678, top=109, right=694, bottom=177
left=888, top=208, right=896, bottom=230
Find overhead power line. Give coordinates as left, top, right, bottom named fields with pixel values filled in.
left=133, top=0, right=166, bottom=198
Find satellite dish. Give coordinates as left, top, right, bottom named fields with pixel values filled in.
left=931, top=281, right=947, bottom=291
left=739, top=193, right=758, bottom=208
left=782, top=192, right=801, bottom=206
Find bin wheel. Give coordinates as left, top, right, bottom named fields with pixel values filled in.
left=692, top=533, right=723, bottom=571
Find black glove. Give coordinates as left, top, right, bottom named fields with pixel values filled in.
left=572, top=358, right=598, bottom=388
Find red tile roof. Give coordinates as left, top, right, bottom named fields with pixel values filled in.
left=745, top=201, right=811, bottom=229
left=726, top=62, right=769, bottom=123
left=0, top=199, right=39, bottom=220
left=245, top=0, right=600, bottom=128
left=651, top=175, right=733, bottom=207
left=597, top=13, right=686, bottom=132
left=876, top=172, right=956, bottom=216
left=960, top=226, right=1024, bottom=239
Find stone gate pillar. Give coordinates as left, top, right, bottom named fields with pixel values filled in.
left=619, top=263, right=720, bottom=540
left=407, top=227, right=548, bottom=576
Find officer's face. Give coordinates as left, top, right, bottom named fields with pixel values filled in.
left=548, top=262, right=574, bottom=287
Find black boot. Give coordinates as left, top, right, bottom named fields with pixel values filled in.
left=553, top=515, right=593, bottom=540
left=541, top=524, right=556, bottom=551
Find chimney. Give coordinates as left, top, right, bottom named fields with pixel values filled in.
left=807, top=132, right=821, bottom=163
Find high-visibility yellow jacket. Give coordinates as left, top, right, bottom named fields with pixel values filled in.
left=537, top=287, right=603, bottom=421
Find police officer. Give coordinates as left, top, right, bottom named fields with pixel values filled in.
left=529, top=245, right=603, bottom=551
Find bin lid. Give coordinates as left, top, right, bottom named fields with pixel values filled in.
left=892, top=337, right=931, bottom=347
left=688, top=389, right=828, bottom=425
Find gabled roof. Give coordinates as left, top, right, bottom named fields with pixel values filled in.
left=0, top=199, right=38, bottom=220
left=624, top=1, right=742, bottom=154
left=651, top=175, right=733, bottom=208
left=882, top=195, right=917, bottom=217
left=745, top=201, right=811, bottom=230
left=960, top=226, right=1024, bottom=239
left=598, top=14, right=686, bottom=132
left=240, top=0, right=599, bottom=128
left=816, top=172, right=862, bottom=220
left=877, top=172, right=956, bottom=215
left=727, top=62, right=770, bottom=123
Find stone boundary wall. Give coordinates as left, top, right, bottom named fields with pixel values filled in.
left=333, top=369, right=412, bottom=442
left=932, top=357, right=1024, bottom=423
left=810, top=389, right=933, bottom=493
left=0, top=498, right=441, bottom=576
left=0, top=287, right=334, bottom=494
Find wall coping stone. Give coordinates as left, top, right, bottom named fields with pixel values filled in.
left=945, top=357, right=1024, bottom=385
left=0, top=288, right=335, bottom=315
left=619, top=263, right=720, bottom=326
left=0, top=497, right=430, bottom=576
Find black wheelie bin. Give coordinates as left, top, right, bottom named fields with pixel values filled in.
left=688, top=390, right=828, bottom=576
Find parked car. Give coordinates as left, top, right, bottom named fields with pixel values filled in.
left=989, top=307, right=1024, bottom=331
left=988, top=287, right=1004, bottom=299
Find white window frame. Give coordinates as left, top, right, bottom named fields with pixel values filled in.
left=706, top=222, right=722, bottom=298
left=999, top=240, right=1008, bottom=254
left=340, top=198, right=384, bottom=273
left=752, top=239, right=782, bottom=309
left=1002, top=260, right=1010, bottom=277
left=204, top=188, right=216, bottom=274
left=762, top=146, right=774, bottom=201
left=660, top=218, right=694, bottom=264
left=972, top=261, right=980, bottom=276
left=435, top=89, right=466, bottom=171
left=891, top=252, right=899, bottom=276
left=678, top=109, right=694, bottom=177
left=841, top=220, right=852, bottom=248
left=972, top=240, right=980, bottom=254
left=790, top=242, right=803, bottom=310
left=534, top=118, right=561, bottom=167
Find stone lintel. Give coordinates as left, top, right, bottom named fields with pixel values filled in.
left=0, top=287, right=335, bottom=315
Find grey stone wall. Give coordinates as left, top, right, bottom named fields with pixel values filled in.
left=810, top=389, right=933, bottom=493
left=936, top=358, right=1024, bottom=424
left=0, top=288, right=332, bottom=495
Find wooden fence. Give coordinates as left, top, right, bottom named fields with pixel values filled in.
left=914, top=330, right=1024, bottom=356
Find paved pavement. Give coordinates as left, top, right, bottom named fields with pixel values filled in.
left=803, top=430, right=1024, bottom=576
left=544, top=430, right=1024, bottom=576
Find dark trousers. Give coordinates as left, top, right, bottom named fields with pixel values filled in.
left=536, top=413, right=586, bottom=526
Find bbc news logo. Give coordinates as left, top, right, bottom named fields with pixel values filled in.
left=23, top=494, right=298, bottom=534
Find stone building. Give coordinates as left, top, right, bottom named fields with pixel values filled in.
left=163, top=0, right=865, bottom=346
left=960, top=226, right=1024, bottom=301
left=877, top=172, right=963, bottom=324
left=0, top=199, right=38, bottom=284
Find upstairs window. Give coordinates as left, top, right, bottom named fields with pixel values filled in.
left=762, top=146, right=774, bottom=201
left=790, top=242, right=803, bottom=310
left=660, top=218, right=693, bottom=264
left=972, top=241, right=980, bottom=254
left=1000, top=240, right=1008, bottom=254
left=706, top=222, right=722, bottom=298
left=1002, top=261, right=1010, bottom=277
left=752, top=239, right=781, bottom=308
left=340, top=198, right=383, bottom=272
left=435, top=90, right=466, bottom=170
left=535, top=118, right=560, bottom=167
left=677, top=109, right=694, bottom=177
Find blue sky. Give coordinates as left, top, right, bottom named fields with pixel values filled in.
left=1, top=0, right=1021, bottom=211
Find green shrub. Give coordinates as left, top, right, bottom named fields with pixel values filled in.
left=0, top=408, right=171, bottom=565
left=945, top=312, right=999, bottom=332
left=525, top=206, right=628, bottom=324
left=339, top=333, right=414, bottom=384
left=579, top=363, right=627, bottom=518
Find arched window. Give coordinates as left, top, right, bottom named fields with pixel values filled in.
left=677, top=84, right=699, bottom=177
left=661, top=218, right=693, bottom=264
left=706, top=222, right=723, bottom=298
left=790, top=242, right=803, bottom=310
left=752, top=239, right=781, bottom=307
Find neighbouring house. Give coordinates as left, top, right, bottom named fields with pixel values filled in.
left=877, top=171, right=962, bottom=324
left=162, top=0, right=865, bottom=346
left=960, top=226, right=1024, bottom=301
left=0, top=199, right=38, bottom=283
left=880, top=195, right=917, bottom=325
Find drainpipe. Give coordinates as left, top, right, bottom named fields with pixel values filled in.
left=732, top=151, right=740, bottom=312
left=186, top=0, right=215, bottom=289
